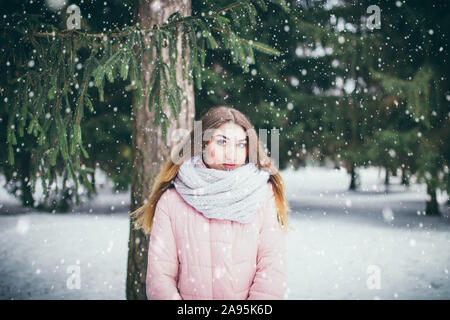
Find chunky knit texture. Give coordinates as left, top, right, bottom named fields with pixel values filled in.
left=173, top=153, right=271, bottom=224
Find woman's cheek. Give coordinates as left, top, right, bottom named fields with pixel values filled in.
left=213, top=148, right=227, bottom=164
left=211, top=148, right=220, bottom=164
left=238, top=150, right=247, bottom=163
left=207, top=147, right=218, bottom=164
left=208, top=148, right=215, bottom=161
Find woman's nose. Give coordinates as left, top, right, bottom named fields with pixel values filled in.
left=225, top=145, right=237, bottom=162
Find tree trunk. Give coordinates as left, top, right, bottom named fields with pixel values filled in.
left=401, top=167, right=409, bottom=187
left=20, top=154, right=34, bottom=207
left=425, top=183, right=440, bottom=216
left=384, top=167, right=390, bottom=185
left=126, top=0, right=194, bottom=300
left=349, top=164, right=358, bottom=190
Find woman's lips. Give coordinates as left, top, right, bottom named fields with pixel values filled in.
left=223, top=164, right=236, bottom=169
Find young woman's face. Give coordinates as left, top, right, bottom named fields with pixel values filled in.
left=203, top=122, right=248, bottom=171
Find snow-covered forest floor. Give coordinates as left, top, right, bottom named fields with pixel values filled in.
left=1, top=166, right=449, bottom=299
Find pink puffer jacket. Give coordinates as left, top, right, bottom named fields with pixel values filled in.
left=145, top=181, right=287, bottom=300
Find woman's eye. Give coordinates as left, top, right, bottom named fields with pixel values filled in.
left=217, top=139, right=226, bottom=146
left=238, top=143, right=247, bottom=148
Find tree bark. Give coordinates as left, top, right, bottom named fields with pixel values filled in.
left=425, top=183, right=440, bottom=216
left=20, top=153, right=34, bottom=207
left=401, top=167, right=409, bottom=187
left=384, top=167, right=390, bottom=186
left=349, top=164, right=358, bottom=190
left=126, top=0, right=194, bottom=300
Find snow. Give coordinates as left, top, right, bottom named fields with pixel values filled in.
left=282, top=166, right=450, bottom=299
left=1, top=167, right=449, bottom=299
left=0, top=172, right=130, bottom=300
left=0, top=212, right=128, bottom=299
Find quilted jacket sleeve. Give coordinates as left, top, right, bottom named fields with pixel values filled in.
left=247, top=189, right=287, bottom=300
left=146, top=192, right=182, bottom=300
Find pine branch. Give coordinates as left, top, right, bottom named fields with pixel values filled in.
left=0, top=0, right=286, bottom=206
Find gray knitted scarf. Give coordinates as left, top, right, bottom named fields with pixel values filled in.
left=173, top=153, right=271, bottom=224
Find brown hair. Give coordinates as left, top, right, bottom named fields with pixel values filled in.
left=130, top=106, right=291, bottom=234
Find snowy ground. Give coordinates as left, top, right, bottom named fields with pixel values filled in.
left=1, top=166, right=449, bottom=300
left=283, top=166, right=450, bottom=299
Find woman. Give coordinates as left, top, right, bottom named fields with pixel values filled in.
left=130, top=106, right=291, bottom=300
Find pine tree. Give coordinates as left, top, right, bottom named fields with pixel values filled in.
left=204, top=0, right=449, bottom=211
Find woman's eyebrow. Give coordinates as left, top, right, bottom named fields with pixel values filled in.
left=216, top=134, right=247, bottom=141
